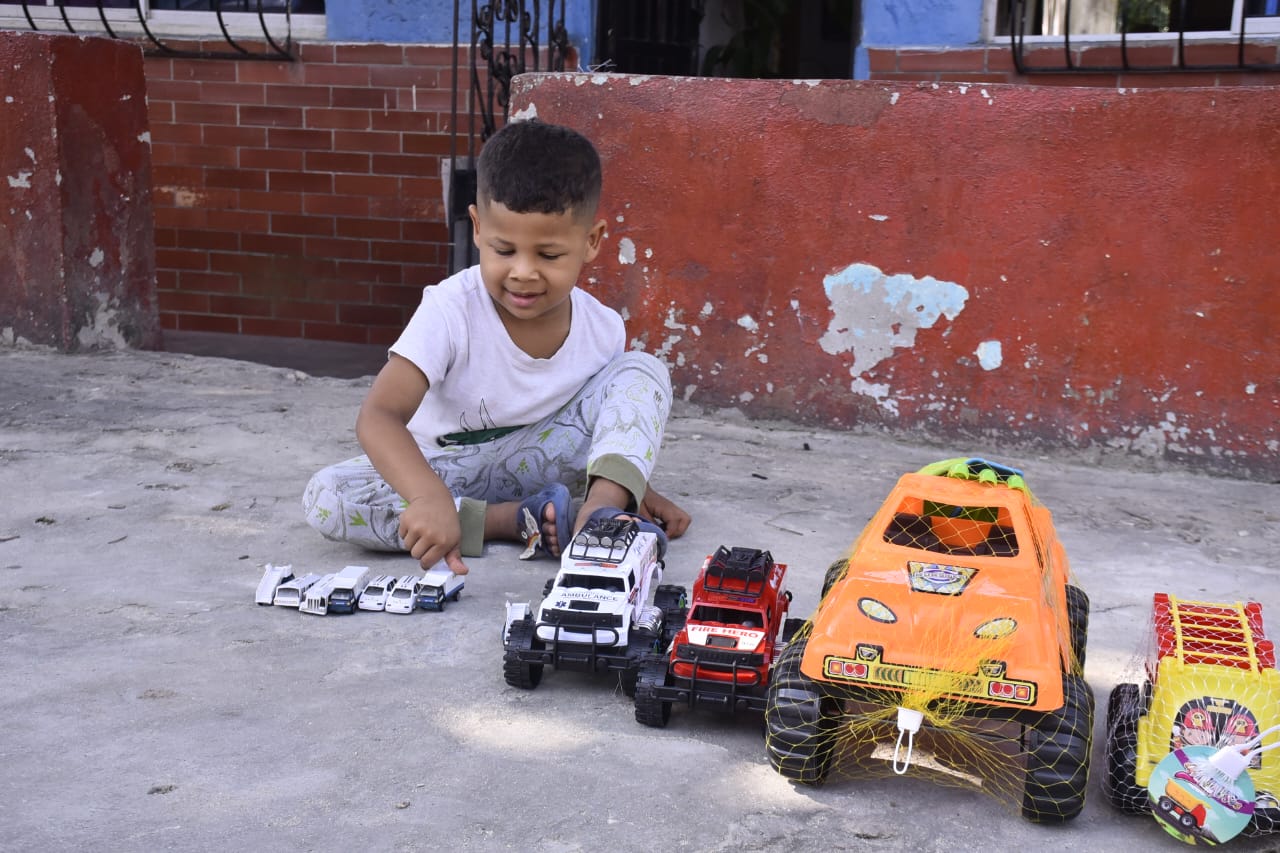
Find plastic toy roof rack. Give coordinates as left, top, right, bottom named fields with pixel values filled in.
left=703, top=546, right=774, bottom=597
left=568, top=517, right=638, bottom=563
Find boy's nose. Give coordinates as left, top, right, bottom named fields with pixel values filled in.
left=510, top=255, right=538, bottom=280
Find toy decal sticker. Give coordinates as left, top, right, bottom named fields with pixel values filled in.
left=973, top=617, right=1018, bottom=639
left=1147, top=746, right=1255, bottom=845
left=858, top=597, right=898, bottom=623
left=907, top=561, right=977, bottom=596
left=1172, top=698, right=1262, bottom=768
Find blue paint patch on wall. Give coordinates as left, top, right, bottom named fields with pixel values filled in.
left=861, top=0, right=983, bottom=46
left=328, top=0, right=594, bottom=58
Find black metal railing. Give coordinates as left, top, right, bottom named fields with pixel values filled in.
left=2, top=1, right=300, bottom=60
left=1008, top=0, right=1280, bottom=74
left=447, top=0, right=570, bottom=274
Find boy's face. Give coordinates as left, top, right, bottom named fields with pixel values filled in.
left=469, top=200, right=605, bottom=331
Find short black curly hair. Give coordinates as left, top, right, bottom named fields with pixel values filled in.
left=476, top=119, right=602, bottom=219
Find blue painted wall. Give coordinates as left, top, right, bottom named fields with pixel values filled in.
left=327, top=0, right=594, bottom=63
left=855, top=0, right=983, bottom=78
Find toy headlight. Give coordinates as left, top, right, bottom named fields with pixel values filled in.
left=974, top=617, right=1017, bottom=639
left=858, top=597, right=897, bottom=624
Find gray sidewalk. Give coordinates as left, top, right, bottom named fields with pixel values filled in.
left=1, top=346, right=1277, bottom=852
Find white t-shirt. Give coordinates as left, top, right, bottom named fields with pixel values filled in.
left=390, top=265, right=626, bottom=458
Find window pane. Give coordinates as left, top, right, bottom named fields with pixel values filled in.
left=148, top=1, right=324, bottom=10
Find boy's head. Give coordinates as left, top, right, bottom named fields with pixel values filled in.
left=475, top=119, right=602, bottom=222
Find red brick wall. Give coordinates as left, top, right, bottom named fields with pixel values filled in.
left=868, top=40, right=1280, bottom=86
left=144, top=41, right=473, bottom=345
left=140, top=37, right=1277, bottom=348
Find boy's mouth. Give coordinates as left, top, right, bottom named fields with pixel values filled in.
left=506, top=289, right=541, bottom=308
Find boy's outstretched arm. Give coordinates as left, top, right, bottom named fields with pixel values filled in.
left=356, top=354, right=469, bottom=574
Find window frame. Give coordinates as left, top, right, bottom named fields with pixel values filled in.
left=0, top=1, right=327, bottom=40
left=983, top=0, right=1280, bottom=42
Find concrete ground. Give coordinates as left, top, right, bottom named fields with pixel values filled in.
left=1, top=344, right=1277, bottom=853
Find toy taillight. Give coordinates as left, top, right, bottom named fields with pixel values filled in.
left=988, top=681, right=1032, bottom=701
left=827, top=659, right=870, bottom=679
left=858, top=597, right=897, bottom=624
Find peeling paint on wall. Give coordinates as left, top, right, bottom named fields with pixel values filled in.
left=618, top=237, right=636, bottom=265
left=976, top=340, right=1002, bottom=370
left=819, top=261, right=969, bottom=380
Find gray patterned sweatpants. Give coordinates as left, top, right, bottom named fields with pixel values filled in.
left=302, top=350, right=671, bottom=553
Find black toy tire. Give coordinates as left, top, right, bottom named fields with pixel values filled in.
left=1242, top=805, right=1280, bottom=837
left=654, top=584, right=687, bottom=615
left=1066, top=585, right=1089, bottom=675
left=661, top=609, right=688, bottom=650
left=765, top=637, right=839, bottom=785
left=1022, top=673, right=1094, bottom=824
left=622, top=628, right=659, bottom=697
left=634, top=653, right=673, bottom=728
left=819, top=558, right=849, bottom=599
left=1104, top=682, right=1151, bottom=815
left=502, top=618, right=544, bottom=690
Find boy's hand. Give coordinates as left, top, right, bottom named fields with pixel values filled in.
left=400, top=494, right=470, bottom=574
left=640, top=487, right=691, bottom=539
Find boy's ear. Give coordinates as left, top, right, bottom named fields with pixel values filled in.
left=583, top=218, right=607, bottom=262
left=468, top=204, right=481, bottom=246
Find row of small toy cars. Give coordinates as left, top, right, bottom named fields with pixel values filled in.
left=255, top=563, right=464, bottom=614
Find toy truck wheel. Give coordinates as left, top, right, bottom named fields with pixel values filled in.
left=662, top=607, right=687, bottom=650
left=1066, top=585, right=1089, bottom=675
left=1021, top=673, right=1094, bottom=823
left=1104, top=682, right=1152, bottom=815
left=653, top=584, right=687, bottom=614
left=622, top=628, right=660, bottom=697
left=819, top=558, right=849, bottom=599
left=503, top=618, right=544, bottom=690
left=765, top=637, right=839, bottom=785
left=634, top=653, right=673, bottom=728
left=781, top=617, right=806, bottom=644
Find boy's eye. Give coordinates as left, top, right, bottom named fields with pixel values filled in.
left=493, top=248, right=515, bottom=256
left=540, top=253, right=564, bottom=261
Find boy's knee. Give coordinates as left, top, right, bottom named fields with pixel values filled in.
left=609, top=350, right=672, bottom=402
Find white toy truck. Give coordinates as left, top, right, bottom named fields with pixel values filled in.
left=326, top=565, right=373, bottom=614
left=416, top=564, right=464, bottom=611
left=502, top=516, right=686, bottom=693
left=299, top=573, right=338, bottom=615
left=272, top=572, right=323, bottom=608
left=255, top=564, right=294, bottom=605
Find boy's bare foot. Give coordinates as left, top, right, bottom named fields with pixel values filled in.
left=483, top=484, right=572, bottom=558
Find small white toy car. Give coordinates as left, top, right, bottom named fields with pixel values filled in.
left=385, top=574, right=421, bottom=614
left=273, top=572, right=323, bottom=607
left=358, top=574, right=399, bottom=612
left=299, top=573, right=338, bottom=615
left=416, top=564, right=464, bottom=611
left=255, top=563, right=294, bottom=605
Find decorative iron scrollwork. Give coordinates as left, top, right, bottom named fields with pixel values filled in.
left=8, top=0, right=297, bottom=61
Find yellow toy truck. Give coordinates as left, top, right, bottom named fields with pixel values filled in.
left=1105, top=593, right=1280, bottom=837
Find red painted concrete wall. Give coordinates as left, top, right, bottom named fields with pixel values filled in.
left=0, top=32, right=159, bottom=350
left=512, top=74, right=1280, bottom=480
left=144, top=41, right=468, bottom=345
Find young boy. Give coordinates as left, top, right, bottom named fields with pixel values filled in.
left=303, top=119, right=690, bottom=575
